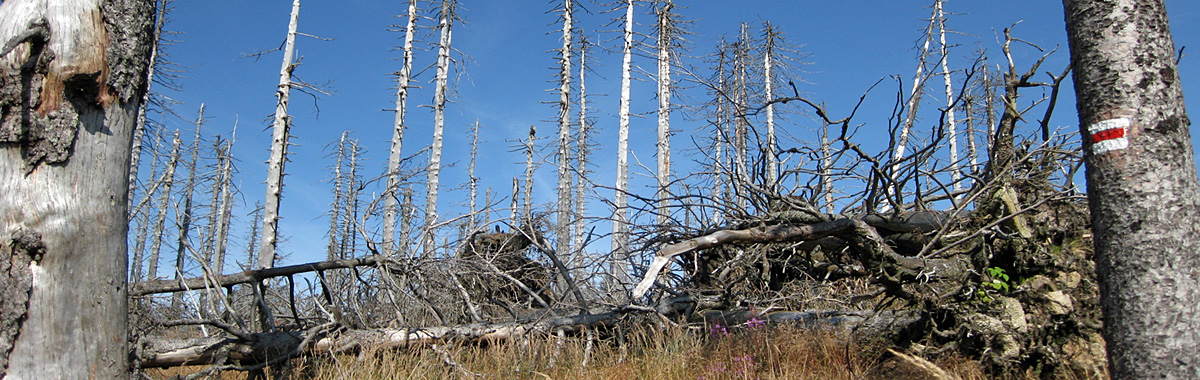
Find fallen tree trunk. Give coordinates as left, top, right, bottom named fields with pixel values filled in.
left=131, top=255, right=400, bottom=296
left=633, top=218, right=972, bottom=299
left=135, top=304, right=922, bottom=369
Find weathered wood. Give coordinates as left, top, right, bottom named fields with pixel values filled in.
left=632, top=218, right=971, bottom=300
left=132, top=255, right=397, bottom=296
left=137, top=304, right=921, bottom=369
left=0, top=0, right=155, bottom=377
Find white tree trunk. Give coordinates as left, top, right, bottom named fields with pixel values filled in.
left=258, top=0, right=301, bottom=269
left=468, top=121, right=480, bottom=231
left=763, top=22, right=777, bottom=191
left=573, top=36, right=591, bottom=253
left=655, top=1, right=674, bottom=227
left=424, top=0, right=454, bottom=257
left=212, top=138, right=235, bottom=276
left=148, top=131, right=181, bottom=280
left=523, top=125, right=536, bottom=222
left=935, top=0, right=960, bottom=191
left=556, top=0, right=574, bottom=256
left=610, top=0, right=635, bottom=289
left=0, top=0, right=154, bottom=377
left=383, top=0, right=418, bottom=257
left=128, top=0, right=171, bottom=217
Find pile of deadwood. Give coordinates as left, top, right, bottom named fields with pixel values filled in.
left=132, top=186, right=1106, bottom=379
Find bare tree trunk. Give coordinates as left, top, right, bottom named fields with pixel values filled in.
left=258, top=0, right=301, bottom=270
left=555, top=0, right=574, bottom=257
left=131, top=143, right=163, bottom=282
left=655, top=1, right=675, bottom=227
left=573, top=35, right=592, bottom=254
left=0, top=0, right=154, bottom=376
left=212, top=138, right=235, bottom=276
left=201, top=138, right=224, bottom=274
left=732, top=23, right=749, bottom=208
left=712, top=40, right=729, bottom=224
left=523, top=125, right=536, bottom=222
left=610, top=0, right=635, bottom=288
left=895, top=5, right=936, bottom=162
left=934, top=0, right=960, bottom=191
left=383, top=0, right=419, bottom=257
left=327, top=132, right=348, bottom=295
left=1063, top=0, right=1200, bottom=377
left=148, top=131, right=182, bottom=280
left=399, top=187, right=413, bottom=258
left=510, top=177, right=520, bottom=223
left=762, top=21, right=777, bottom=192
left=424, top=0, right=455, bottom=258
left=128, top=0, right=172, bottom=216
left=172, top=106, right=204, bottom=309
left=468, top=121, right=481, bottom=231
left=890, top=5, right=938, bottom=207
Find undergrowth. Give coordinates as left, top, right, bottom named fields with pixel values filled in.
left=148, top=322, right=997, bottom=379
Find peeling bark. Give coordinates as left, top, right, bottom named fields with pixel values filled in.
left=0, top=0, right=154, bottom=377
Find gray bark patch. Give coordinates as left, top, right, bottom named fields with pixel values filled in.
left=0, top=34, right=85, bottom=171
left=0, top=230, right=40, bottom=377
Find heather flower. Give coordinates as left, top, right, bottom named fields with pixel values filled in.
left=710, top=323, right=729, bottom=337
left=746, top=316, right=765, bottom=329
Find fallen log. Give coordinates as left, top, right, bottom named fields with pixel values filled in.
left=132, top=255, right=399, bottom=296
left=135, top=304, right=922, bottom=369
left=632, top=218, right=972, bottom=299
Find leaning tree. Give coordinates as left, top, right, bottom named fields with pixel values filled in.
left=1063, top=0, right=1200, bottom=378
left=0, top=0, right=155, bottom=378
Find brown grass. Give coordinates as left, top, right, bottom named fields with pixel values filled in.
left=167, top=324, right=982, bottom=380
left=148, top=322, right=1103, bottom=380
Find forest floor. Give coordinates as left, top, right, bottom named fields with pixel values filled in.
left=144, top=323, right=1031, bottom=380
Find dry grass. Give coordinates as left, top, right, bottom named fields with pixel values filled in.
left=206, top=323, right=985, bottom=380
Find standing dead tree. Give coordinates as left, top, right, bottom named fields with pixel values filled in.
left=383, top=0, right=420, bottom=258
left=0, top=0, right=156, bottom=377
left=258, top=0, right=302, bottom=271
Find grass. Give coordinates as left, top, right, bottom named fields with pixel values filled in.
left=237, top=322, right=993, bottom=380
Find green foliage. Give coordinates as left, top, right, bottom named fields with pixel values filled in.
left=974, top=267, right=1011, bottom=303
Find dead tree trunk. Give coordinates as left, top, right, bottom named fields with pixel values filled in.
left=424, top=0, right=455, bottom=257
left=173, top=105, right=204, bottom=309
left=0, top=0, right=155, bottom=377
left=610, top=0, right=635, bottom=289
left=383, top=0, right=419, bottom=257
left=258, top=0, right=301, bottom=270
left=148, top=131, right=182, bottom=280
left=654, top=0, right=676, bottom=227
left=1063, top=0, right=1200, bottom=377
left=555, top=0, right=574, bottom=257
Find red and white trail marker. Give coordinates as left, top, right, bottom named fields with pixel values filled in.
left=1088, top=117, right=1129, bottom=155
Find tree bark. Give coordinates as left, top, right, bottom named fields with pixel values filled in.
left=610, top=0, right=635, bottom=290
left=1062, top=0, right=1200, bottom=377
left=258, top=0, right=301, bottom=270
left=424, top=0, right=454, bottom=257
left=0, top=0, right=154, bottom=377
left=382, top=0, right=418, bottom=258
left=655, top=1, right=675, bottom=227
left=556, top=0, right=574, bottom=258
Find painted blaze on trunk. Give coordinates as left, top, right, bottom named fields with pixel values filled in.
left=1062, top=0, right=1200, bottom=378
left=0, top=0, right=154, bottom=378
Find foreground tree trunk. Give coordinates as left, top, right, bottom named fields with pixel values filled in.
left=1062, top=0, right=1200, bottom=377
left=0, top=0, right=154, bottom=377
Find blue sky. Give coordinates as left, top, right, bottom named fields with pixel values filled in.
left=147, top=0, right=1200, bottom=269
